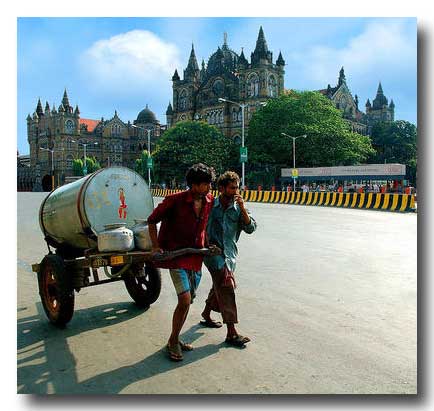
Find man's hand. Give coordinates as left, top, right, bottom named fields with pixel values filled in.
left=234, top=194, right=246, bottom=210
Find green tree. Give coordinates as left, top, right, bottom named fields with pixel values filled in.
left=247, top=91, right=375, bottom=186
left=369, top=120, right=417, bottom=183
left=135, top=150, right=150, bottom=180
left=153, top=121, right=238, bottom=186
left=72, top=156, right=101, bottom=176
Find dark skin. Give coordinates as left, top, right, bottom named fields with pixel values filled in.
left=148, top=181, right=211, bottom=360
left=201, top=180, right=249, bottom=339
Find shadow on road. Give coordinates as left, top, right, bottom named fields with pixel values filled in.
left=17, top=303, right=222, bottom=394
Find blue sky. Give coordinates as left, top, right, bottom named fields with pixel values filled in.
left=17, top=17, right=417, bottom=155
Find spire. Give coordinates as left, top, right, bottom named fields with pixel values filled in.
left=338, top=67, right=346, bottom=86
left=172, top=69, right=180, bottom=81
left=377, top=82, right=384, bottom=95
left=36, top=99, right=43, bottom=117
left=373, top=81, right=388, bottom=109
left=365, top=98, right=371, bottom=108
left=166, top=102, right=173, bottom=115
left=185, top=43, right=199, bottom=74
left=62, top=88, right=70, bottom=108
left=389, top=99, right=395, bottom=109
left=74, top=104, right=80, bottom=115
left=238, top=47, right=248, bottom=66
left=276, top=51, right=285, bottom=66
left=223, top=32, right=228, bottom=49
left=251, top=26, right=272, bottom=65
left=44, top=101, right=50, bottom=113
left=52, top=102, right=57, bottom=113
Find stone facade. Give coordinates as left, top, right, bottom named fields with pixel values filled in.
left=167, top=27, right=285, bottom=143
left=26, top=90, right=161, bottom=189
left=319, top=67, right=395, bottom=135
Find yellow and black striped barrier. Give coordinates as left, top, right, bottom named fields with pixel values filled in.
left=151, top=189, right=416, bottom=213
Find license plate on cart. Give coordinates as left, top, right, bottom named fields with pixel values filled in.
left=110, top=255, right=124, bottom=266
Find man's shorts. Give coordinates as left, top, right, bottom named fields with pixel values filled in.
left=169, top=268, right=202, bottom=302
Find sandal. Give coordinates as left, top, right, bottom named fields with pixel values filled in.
left=200, top=319, right=223, bottom=328
left=225, top=334, right=251, bottom=347
left=179, top=340, right=194, bottom=351
left=166, top=343, right=183, bottom=361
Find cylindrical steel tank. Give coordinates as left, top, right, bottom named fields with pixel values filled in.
left=39, top=167, right=154, bottom=250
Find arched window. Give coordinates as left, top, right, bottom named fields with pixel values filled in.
left=232, top=109, right=237, bottom=122
left=179, top=90, right=188, bottom=111
left=233, top=135, right=241, bottom=145
left=268, top=75, right=277, bottom=97
left=247, top=73, right=259, bottom=97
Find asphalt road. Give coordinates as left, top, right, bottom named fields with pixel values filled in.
left=17, top=192, right=417, bottom=394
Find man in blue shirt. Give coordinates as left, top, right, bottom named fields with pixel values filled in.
left=200, top=171, right=257, bottom=347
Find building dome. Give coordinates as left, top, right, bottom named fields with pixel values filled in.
left=136, top=105, right=156, bottom=123
left=207, top=42, right=239, bottom=76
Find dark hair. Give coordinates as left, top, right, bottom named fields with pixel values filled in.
left=185, top=163, right=216, bottom=186
left=217, top=171, right=240, bottom=188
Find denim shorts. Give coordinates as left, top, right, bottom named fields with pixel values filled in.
left=169, top=268, right=202, bottom=302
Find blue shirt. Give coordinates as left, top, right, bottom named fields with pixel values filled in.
left=204, top=196, right=257, bottom=272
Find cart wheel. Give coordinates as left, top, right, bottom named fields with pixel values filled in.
left=38, top=254, right=75, bottom=327
left=123, top=264, right=161, bottom=308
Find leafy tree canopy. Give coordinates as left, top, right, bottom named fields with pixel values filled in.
left=248, top=91, right=375, bottom=169
left=153, top=121, right=238, bottom=185
left=72, top=156, right=101, bottom=176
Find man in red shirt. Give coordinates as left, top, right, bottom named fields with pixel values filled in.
left=147, top=163, right=215, bottom=361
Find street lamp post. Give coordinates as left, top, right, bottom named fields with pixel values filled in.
left=39, top=146, right=55, bottom=190
left=281, top=133, right=307, bottom=192
left=132, top=125, right=152, bottom=187
left=71, top=140, right=98, bottom=175
left=218, top=98, right=267, bottom=190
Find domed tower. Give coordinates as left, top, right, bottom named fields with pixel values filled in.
left=133, top=104, right=161, bottom=150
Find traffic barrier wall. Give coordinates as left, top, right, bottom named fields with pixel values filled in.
left=150, top=189, right=416, bottom=212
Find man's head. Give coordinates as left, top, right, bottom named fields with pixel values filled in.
left=186, top=163, right=216, bottom=196
left=217, top=171, right=240, bottom=199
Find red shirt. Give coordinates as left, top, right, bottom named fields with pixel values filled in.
left=147, top=190, right=214, bottom=270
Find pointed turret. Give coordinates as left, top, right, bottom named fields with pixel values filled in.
left=238, top=47, right=248, bottom=67
left=372, top=81, right=388, bottom=109
left=62, top=89, right=70, bottom=108
left=251, top=26, right=272, bottom=65
left=74, top=104, right=80, bottom=116
left=184, top=43, right=200, bottom=79
left=26, top=113, right=32, bottom=121
left=172, top=69, right=180, bottom=81
left=36, top=99, right=44, bottom=117
left=52, top=102, right=57, bottom=114
left=365, top=98, right=371, bottom=108
left=276, top=51, right=285, bottom=66
left=44, top=101, right=50, bottom=114
left=389, top=99, right=395, bottom=109
left=166, top=102, right=173, bottom=115
left=338, top=67, right=346, bottom=86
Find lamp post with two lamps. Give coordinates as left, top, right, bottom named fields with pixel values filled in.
left=132, top=124, right=152, bottom=187
left=71, top=140, right=99, bottom=175
left=218, top=98, right=267, bottom=190
left=281, top=132, right=307, bottom=192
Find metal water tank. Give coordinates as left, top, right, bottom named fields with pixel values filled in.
left=39, top=167, right=154, bottom=250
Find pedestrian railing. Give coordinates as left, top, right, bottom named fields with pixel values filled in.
left=150, top=189, right=416, bottom=213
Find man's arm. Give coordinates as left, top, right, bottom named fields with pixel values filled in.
left=235, top=194, right=256, bottom=234
left=148, top=223, right=162, bottom=253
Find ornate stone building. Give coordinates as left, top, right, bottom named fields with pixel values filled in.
left=319, top=67, right=395, bottom=135
left=26, top=90, right=161, bottom=190
left=167, top=27, right=285, bottom=143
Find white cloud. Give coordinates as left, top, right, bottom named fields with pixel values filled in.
left=80, top=30, right=181, bottom=91
left=291, top=20, right=415, bottom=87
